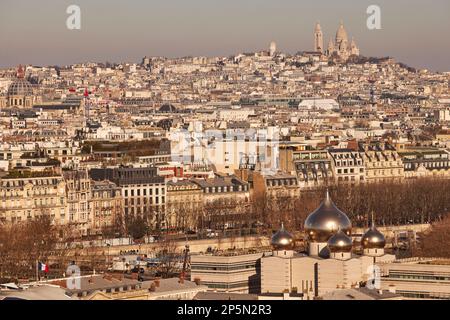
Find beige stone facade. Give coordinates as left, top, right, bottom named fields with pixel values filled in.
left=0, top=171, right=67, bottom=224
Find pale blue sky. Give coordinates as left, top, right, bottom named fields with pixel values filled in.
left=0, top=0, right=449, bottom=71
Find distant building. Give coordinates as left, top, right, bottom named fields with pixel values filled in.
left=252, top=171, right=300, bottom=201
left=1, top=65, right=41, bottom=108
left=269, top=41, right=277, bottom=56
left=0, top=170, right=66, bottom=224
left=90, top=166, right=166, bottom=228
left=313, top=22, right=323, bottom=54
left=190, top=251, right=266, bottom=293
left=63, top=169, right=91, bottom=235
left=166, top=179, right=203, bottom=230
left=279, top=144, right=332, bottom=189
left=90, top=180, right=123, bottom=235
left=298, top=99, right=340, bottom=111
left=397, top=147, right=450, bottom=178
left=323, top=21, right=360, bottom=60
left=359, top=141, right=404, bottom=182
left=328, top=148, right=365, bottom=183
left=379, top=258, right=450, bottom=299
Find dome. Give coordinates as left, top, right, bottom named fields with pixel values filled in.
left=8, top=79, right=33, bottom=96
left=361, top=224, right=386, bottom=249
left=304, top=190, right=352, bottom=242
left=315, top=22, right=322, bottom=32
left=335, top=21, right=348, bottom=44
left=327, top=228, right=353, bottom=253
left=271, top=223, right=294, bottom=250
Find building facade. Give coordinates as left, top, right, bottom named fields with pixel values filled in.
left=90, top=166, right=166, bottom=229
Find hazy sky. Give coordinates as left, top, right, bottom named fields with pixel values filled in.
left=1, top=0, right=449, bottom=71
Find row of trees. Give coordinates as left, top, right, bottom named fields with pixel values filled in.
left=413, top=216, right=450, bottom=258
left=0, top=216, right=68, bottom=282
left=116, top=178, right=450, bottom=239
left=253, top=178, right=450, bottom=232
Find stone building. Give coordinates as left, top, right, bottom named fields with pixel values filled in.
left=0, top=170, right=66, bottom=224
left=90, top=180, right=123, bottom=235
left=0, top=65, right=41, bottom=109
left=89, top=166, right=166, bottom=229
left=63, top=169, right=91, bottom=236
left=279, top=144, right=332, bottom=189
left=359, top=141, right=404, bottom=182
left=329, top=148, right=365, bottom=184
left=166, top=179, right=203, bottom=231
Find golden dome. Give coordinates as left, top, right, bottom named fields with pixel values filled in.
left=304, top=190, right=352, bottom=242
left=271, top=223, right=294, bottom=250
left=327, top=228, right=353, bottom=253
left=361, top=224, right=386, bottom=249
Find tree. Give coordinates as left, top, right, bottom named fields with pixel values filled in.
left=156, top=239, right=180, bottom=278
left=413, top=216, right=450, bottom=258
left=0, top=215, right=59, bottom=282
left=126, top=216, right=149, bottom=240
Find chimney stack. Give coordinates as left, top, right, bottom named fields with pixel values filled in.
left=388, top=285, right=396, bottom=294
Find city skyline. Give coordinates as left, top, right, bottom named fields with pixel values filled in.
left=1, top=0, right=450, bottom=304
left=1, top=0, right=449, bottom=71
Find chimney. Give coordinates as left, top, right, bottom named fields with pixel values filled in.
left=388, top=285, right=396, bottom=294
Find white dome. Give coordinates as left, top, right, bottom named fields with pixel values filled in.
left=335, top=22, right=348, bottom=44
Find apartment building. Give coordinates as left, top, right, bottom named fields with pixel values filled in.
left=89, top=166, right=166, bottom=228
left=166, top=179, right=203, bottom=230
left=398, top=147, right=450, bottom=178
left=279, top=144, right=332, bottom=189
left=63, top=170, right=91, bottom=235
left=329, top=149, right=365, bottom=183
left=90, top=180, right=123, bottom=235
left=0, top=170, right=66, bottom=224
left=359, top=142, right=404, bottom=182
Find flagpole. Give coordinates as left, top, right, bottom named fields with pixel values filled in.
left=36, top=260, right=39, bottom=284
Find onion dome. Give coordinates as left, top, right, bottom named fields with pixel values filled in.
left=271, top=223, right=294, bottom=250
left=361, top=223, right=386, bottom=250
left=327, top=228, right=353, bottom=253
left=304, top=190, right=352, bottom=242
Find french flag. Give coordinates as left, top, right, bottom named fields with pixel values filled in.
left=38, top=261, right=49, bottom=273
